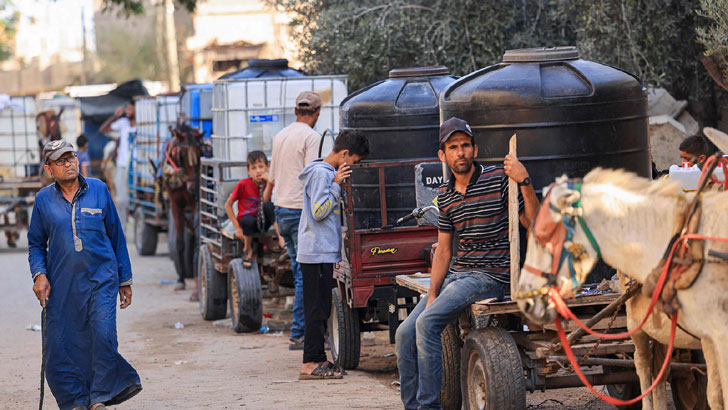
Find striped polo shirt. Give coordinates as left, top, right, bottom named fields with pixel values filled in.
left=438, top=162, right=524, bottom=284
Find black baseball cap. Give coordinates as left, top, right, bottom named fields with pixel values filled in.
left=439, top=117, right=473, bottom=145
left=42, top=139, right=76, bottom=163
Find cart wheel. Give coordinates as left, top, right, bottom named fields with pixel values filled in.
left=603, top=367, right=641, bottom=410
left=328, top=287, right=361, bottom=370
left=167, top=208, right=175, bottom=260
left=670, top=350, right=709, bottom=410
left=134, top=208, right=158, bottom=256
left=229, top=258, right=262, bottom=333
left=461, top=327, right=526, bottom=410
left=199, top=243, right=227, bottom=320
left=440, top=322, right=462, bottom=410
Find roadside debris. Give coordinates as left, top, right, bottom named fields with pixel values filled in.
left=174, top=322, right=185, bottom=329
left=26, top=324, right=41, bottom=332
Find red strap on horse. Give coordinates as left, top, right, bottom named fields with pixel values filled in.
left=554, top=312, right=678, bottom=406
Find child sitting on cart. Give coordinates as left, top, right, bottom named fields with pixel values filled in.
left=224, top=151, right=279, bottom=268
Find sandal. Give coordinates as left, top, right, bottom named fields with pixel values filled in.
left=298, top=362, right=343, bottom=380
left=326, top=361, right=347, bottom=375
left=242, top=257, right=253, bottom=269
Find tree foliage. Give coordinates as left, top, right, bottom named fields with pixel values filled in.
left=268, top=0, right=713, bottom=101
left=0, top=0, right=19, bottom=62
left=697, top=0, right=728, bottom=89
left=101, top=0, right=197, bottom=15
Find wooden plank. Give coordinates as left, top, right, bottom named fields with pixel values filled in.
left=508, top=134, right=519, bottom=297
left=542, top=316, right=627, bottom=332
left=471, top=293, right=619, bottom=316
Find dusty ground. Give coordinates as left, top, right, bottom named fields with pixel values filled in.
left=1, top=230, right=677, bottom=409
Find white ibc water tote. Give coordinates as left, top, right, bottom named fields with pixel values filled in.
left=0, top=95, right=39, bottom=179
left=132, top=95, right=180, bottom=191
left=211, top=76, right=348, bottom=179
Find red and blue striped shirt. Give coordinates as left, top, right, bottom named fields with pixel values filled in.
left=438, top=162, right=524, bottom=284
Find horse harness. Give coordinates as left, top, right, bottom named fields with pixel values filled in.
left=163, top=141, right=188, bottom=191
left=517, top=181, right=602, bottom=300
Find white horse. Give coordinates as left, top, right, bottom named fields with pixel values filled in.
left=515, top=168, right=728, bottom=410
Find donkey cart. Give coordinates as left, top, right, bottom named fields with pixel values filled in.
left=395, top=273, right=708, bottom=410
left=197, top=157, right=293, bottom=332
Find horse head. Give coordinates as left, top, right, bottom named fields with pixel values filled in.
left=36, top=108, right=64, bottom=143
left=516, top=175, right=602, bottom=325
left=168, top=122, right=205, bottom=194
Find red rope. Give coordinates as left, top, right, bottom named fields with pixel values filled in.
left=554, top=313, right=678, bottom=406
left=551, top=231, right=728, bottom=405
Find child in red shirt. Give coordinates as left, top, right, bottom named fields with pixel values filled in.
left=225, top=151, right=277, bottom=268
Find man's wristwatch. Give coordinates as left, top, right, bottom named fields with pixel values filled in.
left=518, top=177, right=532, bottom=187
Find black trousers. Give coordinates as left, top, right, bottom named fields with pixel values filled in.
left=301, top=262, right=335, bottom=363
left=239, top=201, right=274, bottom=235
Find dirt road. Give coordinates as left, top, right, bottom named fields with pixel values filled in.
left=1, top=233, right=676, bottom=409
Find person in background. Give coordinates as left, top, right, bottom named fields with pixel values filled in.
left=100, top=104, right=136, bottom=229
left=264, top=91, right=323, bottom=351
left=29, top=140, right=141, bottom=410
left=76, top=133, right=91, bottom=177
left=224, top=151, right=283, bottom=269
left=296, top=129, right=369, bottom=379
left=679, top=134, right=714, bottom=169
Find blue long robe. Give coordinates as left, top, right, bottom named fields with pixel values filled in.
left=28, top=176, right=141, bottom=410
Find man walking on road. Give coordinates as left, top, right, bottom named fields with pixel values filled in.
left=28, top=140, right=142, bottom=410
left=100, top=104, right=136, bottom=229
left=265, top=91, right=323, bottom=350
left=395, top=118, right=539, bottom=409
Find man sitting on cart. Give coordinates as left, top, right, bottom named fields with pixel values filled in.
left=395, top=117, right=539, bottom=410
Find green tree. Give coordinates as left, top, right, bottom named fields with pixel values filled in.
left=269, top=0, right=714, bottom=104
left=697, top=0, right=728, bottom=91
left=102, top=0, right=198, bottom=15
left=0, top=0, right=19, bottom=62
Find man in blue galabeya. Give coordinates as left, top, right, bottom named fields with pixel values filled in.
left=28, top=140, right=142, bottom=410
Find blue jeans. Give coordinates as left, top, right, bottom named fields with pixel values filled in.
left=275, top=207, right=305, bottom=340
left=395, top=272, right=505, bottom=410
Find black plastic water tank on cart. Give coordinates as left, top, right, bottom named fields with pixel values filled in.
left=340, top=66, right=457, bottom=229
left=439, top=46, right=651, bottom=192
left=217, top=59, right=305, bottom=80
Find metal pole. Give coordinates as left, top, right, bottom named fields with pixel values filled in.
left=163, top=0, right=180, bottom=92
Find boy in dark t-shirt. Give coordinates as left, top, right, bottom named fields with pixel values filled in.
left=225, top=151, right=279, bottom=268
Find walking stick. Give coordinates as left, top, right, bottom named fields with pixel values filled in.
left=39, top=307, right=47, bottom=410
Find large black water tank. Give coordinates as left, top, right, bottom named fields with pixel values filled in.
left=340, top=67, right=457, bottom=229
left=440, top=47, right=651, bottom=192
left=217, top=59, right=305, bottom=80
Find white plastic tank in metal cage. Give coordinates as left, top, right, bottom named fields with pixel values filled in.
left=211, top=75, right=348, bottom=179
left=130, top=95, right=180, bottom=212
left=0, top=96, right=39, bottom=179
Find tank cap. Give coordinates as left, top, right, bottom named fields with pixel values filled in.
left=502, top=47, right=579, bottom=63
left=389, top=66, right=450, bottom=78
left=248, top=59, right=290, bottom=68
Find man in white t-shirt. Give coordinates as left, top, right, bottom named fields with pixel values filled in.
left=101, top=104, right=136, bottom=228
left=263, top=91, right=321, bottom=350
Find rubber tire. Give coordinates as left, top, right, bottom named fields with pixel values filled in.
left=167, top=208, right=175, bottom=260
left=440, top=322, right=462, bottom=410
left=461, top=327, right=526, bottom=410
left=328, top=287, right=361, bottom=370
left=603, top=365, right=641, bottom=410
left=229, top=258, right=263, bottom=333
left=134, top=208, right=158, bottom=256
left=670, top=350, right=709, bottom=410
left=198, top=243, right=227, bottom=320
